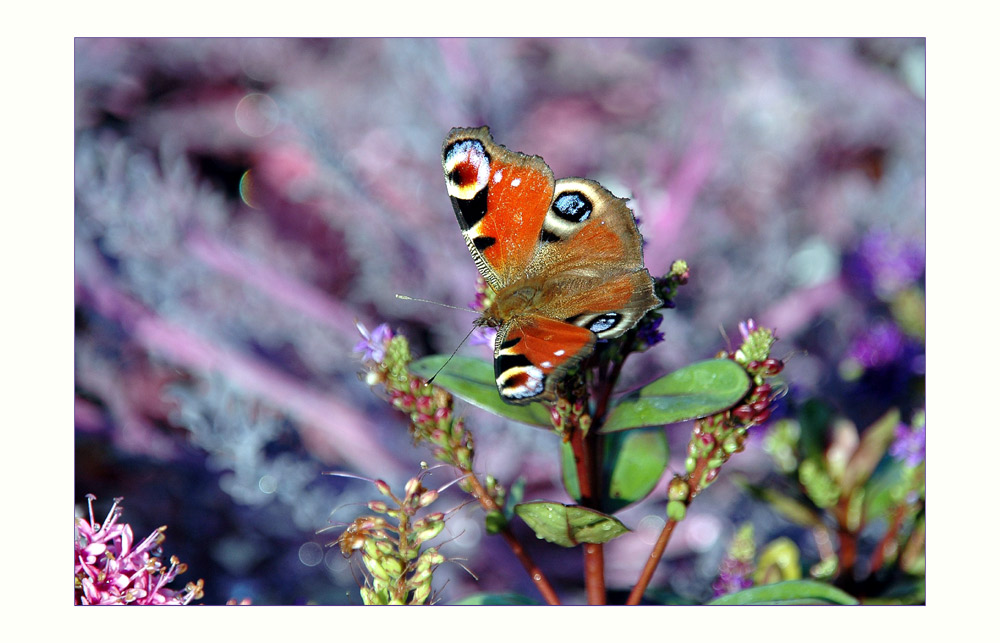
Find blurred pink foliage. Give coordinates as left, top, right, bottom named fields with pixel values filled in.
left=75, top=38, right=924, bottom=603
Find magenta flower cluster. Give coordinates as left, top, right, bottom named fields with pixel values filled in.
left=75, top=495, right=203, bottom=605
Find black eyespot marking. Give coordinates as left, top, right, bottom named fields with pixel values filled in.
left=539, top=229, right=561, bottom=243
left=450, top=188, right=489, bottom=229
left=473, top=236, right=496, bottom=251
left=552, top=191, right=593, bottom=223
left=588, top=313, right=620, bottom=333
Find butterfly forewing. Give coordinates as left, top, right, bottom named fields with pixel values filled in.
left=442, top=126, right=554, bottom=289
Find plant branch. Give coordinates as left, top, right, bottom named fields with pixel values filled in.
left=464, top=471, right=562, bottom=605
left=626, top=517, right=678, bottom=605
left=626, top=442, right=721, bottom=605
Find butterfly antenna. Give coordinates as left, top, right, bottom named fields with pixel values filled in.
left=427, top=324, right=481, bottom=385
left=395, top=294, right=480, bottom=314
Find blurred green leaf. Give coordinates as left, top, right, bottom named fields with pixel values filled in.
left=604, top=427, right=669, bottom=512
left=601, top=359, right=750, bottom=433
left=862, top=578, right=925, bottom=605
left=514, top=502, right=629, bottom=547
left=754, top=538, right=802, bottom=585
left=863, top=457, right=909, bottom=518
left=797, top=399, right=835, bottom=461
left=735, top=477, right=826, bottom=528
left=842, top=409, right=900, bottom=494
left=706, top=580, right=858, bottom=605
left=410, top=356, right=551, bottom=427
left=453, top=592, right=540, bottom=605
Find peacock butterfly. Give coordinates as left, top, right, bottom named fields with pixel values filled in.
left=442, top=126, right=661, bottom=405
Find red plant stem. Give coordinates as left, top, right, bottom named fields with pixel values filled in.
left=499, top=527, right=562, bottom=606
left=834, top=498, right=858, bottom=579
left=870, top=503, right=908, bottom=573
left=465, top=472, right=561, bottom=605
left=626, top=518, right=678, bottom=605
left=569, top=409, right=606, bottom=604
left=583, top=544, right=606, bottom=605
left=626, top=442, right=720, bottom=605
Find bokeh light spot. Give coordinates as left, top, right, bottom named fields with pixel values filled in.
left=298, top=541, right=324, bottom=567
left=235, top=92, right=279, bottom=137
left=258, top=473, right=277, bottom=494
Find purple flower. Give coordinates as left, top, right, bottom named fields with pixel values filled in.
left=889, top=419, right=925, bottom=467
left=848, top=320, right=905, bottom=369
left=845, top=231, right=925, bottom=299
left=469, top=326, right=496, bottom=347
left=354, top=322, right=393, bottom=363
left=636, top=316, right=665, bottom=348
left=468, top=290, right=489, bottom=313
left=738, top=318, right=757, bottom=341
left=75, top=495, right=203, bottom=605
left=712, top=556, right=755, bottom=597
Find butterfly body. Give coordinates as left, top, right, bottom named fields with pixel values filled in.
left=443, top=127, right=660, bottom=404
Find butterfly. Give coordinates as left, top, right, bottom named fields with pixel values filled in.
left=442, top=126, right=661, bottom=405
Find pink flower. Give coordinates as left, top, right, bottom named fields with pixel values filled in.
left=75, top=495, right=204, bottom=605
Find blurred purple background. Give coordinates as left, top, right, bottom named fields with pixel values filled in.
left=74, top=38, right=924, bottom=604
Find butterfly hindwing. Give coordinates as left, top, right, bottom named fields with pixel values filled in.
left=494, top=315, right=596, bottom=404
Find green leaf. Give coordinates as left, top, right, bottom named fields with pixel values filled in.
left=601, top=359, right=750, bottom=433
left=706, top=580, right=859, bottom=605
left=841, top=408, right=900, bottom=495
left=410, top=355, right=551, bottom=427
left=453, top=592, right=541, bottom=605
left=560, top=440, right=581, bottom=503
left=635, top=588, right=700, bottom=605
left=604, top=427, right=669, bottom=512
left=734, top=477, right=825, bottom=528
left=559, top=428, right=669, bottom=512
left=514, top=502, right=629, bottom=547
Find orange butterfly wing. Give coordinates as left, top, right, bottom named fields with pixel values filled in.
left=494, top=316, right=595, bottom=402
left=442, top=126, right=661, bottom=404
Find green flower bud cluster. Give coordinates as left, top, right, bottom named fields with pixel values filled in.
left=361, top=331, right=476, bottom=472
left=671, top=323, right=785, bottom=520
left=337, top=474, right=450, bottom=605
left=666, top=476, right=691, bottom=521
